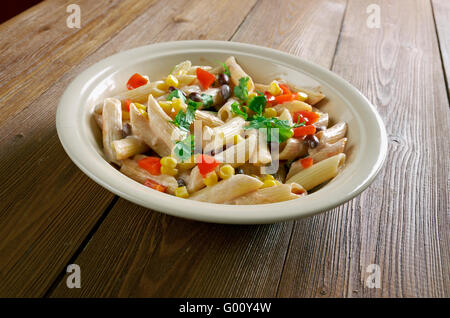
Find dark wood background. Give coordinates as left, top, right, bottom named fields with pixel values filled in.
left=0, top=0, right=448, bottom=297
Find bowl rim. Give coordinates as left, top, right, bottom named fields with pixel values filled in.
left=56, top=40, right=388, bottom=224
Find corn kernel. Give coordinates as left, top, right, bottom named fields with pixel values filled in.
left=269, top=81, right=282, bottom=96
left=263, top=174, right=275, bottom=181
left=218, top=164, right=235, bottom=180
left=260, top=179, right=277, bottom=189
left=161, top=156, right=178, bottom=169
left=204, top=171, right=218, bottom=187
left=233, top=134, right=244, bottom=144
left=156, top=81, right=167, bottom=90
left=134, top=102, right=147, bottom=111
left=296, top=91, right=308, bottom=102
left=161, top=166, right=178, bottom=176
left=135, top=107, right=148, bottom=119
left=175, top=186, right=189, bottom=198
left=165, top=74, right=179, bottom=88
left=159, top=101, right=173, bottom=114
left=122, top=111, right=130, bottom=120
left=172, top=98, right=186, bottom=113
left=264, top=107, right=277, bottom=118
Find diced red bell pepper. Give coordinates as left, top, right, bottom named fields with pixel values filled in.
left=196, top=68, right=216, bottom=90
left=144, top=179, right=167, bottom=192
left=127, top=73, right=148, bottom=90
left=138, top=157, right=161, bottom=175
left=197, top=154, right=220, bottom=177
left=264, top=91, right=276, bottom=105
left=293, top=110, right=320, bottom=125
left=293, top=125, right=316, bottom=137
left=300, top=157, right=314, bottom=169
left=274, top=93, right=295, bottom=104
left=278, top=83, right=292, bottom=94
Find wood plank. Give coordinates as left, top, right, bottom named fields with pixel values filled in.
left=0, top=0, right=259, bottom=298
left=49, top=0, right=347, bottom=297
left=0, top=0, right=124, bottom=92
left=0, top=0, right=159, bottom=124
left=432, top=0, right=450, bottom=94
left=278, top=0, right=449, bottom=297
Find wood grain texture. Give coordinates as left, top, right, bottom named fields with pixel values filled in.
left=49, top=0, right=347, bottom=297
left=0, top=0, right=258, bottom=298
left=0, top=0, right=158, bottom=124
left=278, top=0, right=449, bottom=298
left=432, top=0, right=450, bottom=94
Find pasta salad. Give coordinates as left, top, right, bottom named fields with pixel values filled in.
left=93, top=56, right=347, bottom=204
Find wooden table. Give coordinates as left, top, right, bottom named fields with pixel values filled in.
left=0, top=0, right=448, bottom=298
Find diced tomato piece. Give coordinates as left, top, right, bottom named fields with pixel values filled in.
left=293, top=110, right=320, bottom=125
left=196, top=68, right=216, bottom=90
left=138, top=157, right=161, bottom=175
left=278, top=83, right=292, bottom=94
left=274, top=93, right=294, bottom=104
left=300, top=157, right=314, bottom=169
left=197, top=154, right=220, bottom=177
left=127, top=73, right=148, bottom=90
left=144, top=179, right=167, bottom=192
left=293, top=125, right=316, bottom=137
left=264, top=91, right=276, bottom=105
left=124, top=99, right=132, bottom=112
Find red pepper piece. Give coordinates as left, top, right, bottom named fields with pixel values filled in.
left=138, top=157, right=161, bottom=175
left=196, top=68, right=216, bottom=90
left=197, top=154, right=220, bottom=177
left=127, top=73, right=148, bottom=90
left=293, top=125, right=316, bottom=137
left=293, top=110, right=320, bottom=125
left=300, top=157, right=314, bottom=169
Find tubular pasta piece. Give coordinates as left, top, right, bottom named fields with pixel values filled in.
left=225, top=56, right=255, bottom=92
left=286, top=153, right=346, bottom=191
left=102, top=98, right=122, bottom=164
left=224, top=183, right=306, bottom=205
left=189, top=175, right=263, bottom=203
left=120, top=158, right=178, bottom=194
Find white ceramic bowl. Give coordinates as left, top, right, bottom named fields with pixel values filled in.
left=56, top=40, right=387, bottom=224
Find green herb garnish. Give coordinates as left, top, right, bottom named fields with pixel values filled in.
left=221, top=62, right=231, bottom=77
left=245, top=116, right=305, bottom=143
left=247, top=95, right=266, bottom=116
left=173, top=134, right=194, bottom=161
left=230, top=102, right=248, bottom=120
left=200, top=94, right=214, bottom=108
left=167, top=89, right=186, bottom=102
left=233, top=77, right=250, bottom=102
left=171, top=100, right=200, bottom=131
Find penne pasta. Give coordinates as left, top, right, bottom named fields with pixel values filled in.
left=315, top=121, right=347, bottom=145
left=278, top=138, right=307, bottom=160
left=217, top=98, right=239, bottom=122
left=203, top=116, right=245, bottom=153
left=224, top=183, right=306, bottom=205
left=286, top=138, right=347, bottom=180
left=286, top=153, right=346, bottom=191
left=274, top=100, right=312, bottom=115
left=225, top=56, right=255, bottom=92
left=120, top=158, right=178, bottom=194
left=102, top=98, right=123, bottom=164
left=278, top=108, right=293, bottom=126
left=112, top=136, right=149, bottom=160
left=189, top=175, right=263, bottom=203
